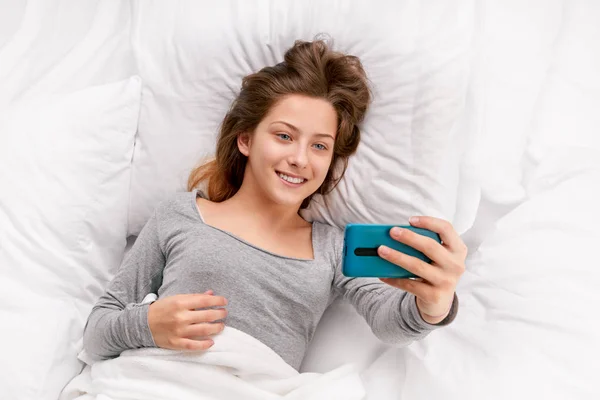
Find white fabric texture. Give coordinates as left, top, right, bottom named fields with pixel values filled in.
left=0, top=279, right=82, bottom=400
left=463, top=0, right=564, bottom=205
left=0, top=75, right=142, bottom=400
left=0, top=76, right=141, bottom=303
left=0, top=2, right=140, bottom=398
left=525, top=1, right=600, bottom=162
left=466, top=0, right=600, bottom=206
left=0, top=0, right=136, bottom=107
left=351, top=147, right=600, bottom=400
left=60, top=326, right=365, bottom=400
left=127, top=0, right=478, bottom=236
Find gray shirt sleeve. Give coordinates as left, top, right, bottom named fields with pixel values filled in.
left=331, top=235, right=458, bottom=346
left=82, top=210, right=165, bottom=359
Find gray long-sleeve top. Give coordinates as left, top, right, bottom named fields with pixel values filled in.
left=83, top=190, right=458, bottom=370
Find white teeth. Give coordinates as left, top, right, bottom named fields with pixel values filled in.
left=277, top=172, right=305, bottom=184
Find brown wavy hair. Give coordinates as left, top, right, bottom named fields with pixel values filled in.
left=187, top=39, right=371, bottom=209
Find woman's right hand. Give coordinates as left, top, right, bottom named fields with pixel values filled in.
left=147, top=290, right=228, bottom=351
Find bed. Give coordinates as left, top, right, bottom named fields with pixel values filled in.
left=0, top=1, right=598, bottom=399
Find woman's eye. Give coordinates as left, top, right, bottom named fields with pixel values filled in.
left=313, top=143, right=327, bottom=150
left=277, top=133, right=291, bottom=141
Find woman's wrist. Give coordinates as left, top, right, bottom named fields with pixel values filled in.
left=416, top=296, right=453, bottom=325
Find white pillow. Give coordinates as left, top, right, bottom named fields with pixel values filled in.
left=127, top=0, right=477, bottom=236
left=0, top=0, right=135, bottom=108
left=0, top=76, right=142, bottom=400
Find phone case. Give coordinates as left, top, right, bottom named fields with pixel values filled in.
left=342, top=223, right=442, bottom=278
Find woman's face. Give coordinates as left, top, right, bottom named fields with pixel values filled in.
left=238, top=94, right=338, bottom=209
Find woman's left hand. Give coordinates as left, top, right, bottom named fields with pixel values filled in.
left=377, top=216, right=467, bottom=324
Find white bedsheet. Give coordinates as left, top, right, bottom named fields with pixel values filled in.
left=60, top=326, right=365, bottom=400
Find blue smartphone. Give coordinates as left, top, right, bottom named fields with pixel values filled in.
left=342, top=223, right=442, bottom=278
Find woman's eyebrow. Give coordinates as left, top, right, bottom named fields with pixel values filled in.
left=313, top=133, right=335, bottom=140
left=270, top=120, right=335, bottom=140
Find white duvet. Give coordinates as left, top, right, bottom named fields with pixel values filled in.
left=60, top=326, right=365, bottom=400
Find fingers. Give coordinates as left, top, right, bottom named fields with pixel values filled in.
left=182, top=321, right=225, bottom=339
left=408, top=216, right=467, bottom=257
left=177, top=338, right=215, bottom=351
left=179, top=293, right=228, bottom=310
left=380, top=278, right=438, bottom=303
left=388, top=226, right=447, bottom=264
left=188, top=308, right=228, bottom=324
left=378, top=245, right=444, bottom=284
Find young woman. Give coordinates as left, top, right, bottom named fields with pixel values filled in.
left=83, top=40, right=466, bottom=371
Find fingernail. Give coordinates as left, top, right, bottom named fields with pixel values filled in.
left=409, top=216, right=419, bottom=224
left=379, top=245, right=390, bottom=256
left=391, top=227, right=402, bottom=236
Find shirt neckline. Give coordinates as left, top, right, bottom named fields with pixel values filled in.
left=189, top=189, right=317, bottom=262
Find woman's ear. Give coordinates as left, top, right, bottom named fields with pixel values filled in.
left=237, top=132, right=251, bottom=157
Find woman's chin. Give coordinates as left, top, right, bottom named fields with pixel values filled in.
left=269, top=190, right=311, bottom=209
left=263, top=179, right=321, bottom=209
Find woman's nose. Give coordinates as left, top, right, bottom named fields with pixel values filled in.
left=288, top=145, right=309, bottom=169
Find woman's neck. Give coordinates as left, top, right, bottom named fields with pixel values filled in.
left=222, top=183, right=307, bottom=232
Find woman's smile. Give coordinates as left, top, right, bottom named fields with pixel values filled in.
left=276, top=170, right=307, bottom=187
